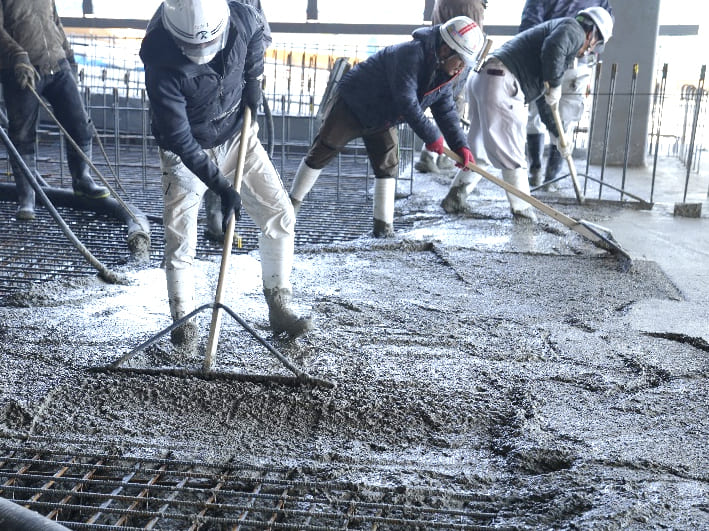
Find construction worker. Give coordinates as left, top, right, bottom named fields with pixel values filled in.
left=289, top=16, right=484, bottom=238
left=0, top=0, right=109, bottom=221
left=140, top=0, right=312, bottom=348
left=203, top=0, right=271, bottom=242
left=415, top=0, right=488, bottom=174
left=441, top=7, right=613, bottom=220
left=521, top=0, right=613, bottom=190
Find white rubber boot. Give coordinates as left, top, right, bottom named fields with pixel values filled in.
left=289, top=158, right=322, bottom=215
left=414, top=147, right=439, bottom=174
left=373, top=177, right=395, bottom=238
left=165, top=268, right=198, bottom=350
left=501, top=168, right=537, bottom=222
left=260, top=235, right=313, bottom=337
left=441, top=169, right=482, bottom=214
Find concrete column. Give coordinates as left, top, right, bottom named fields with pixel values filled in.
left=589, top=0, right=660, bottom=166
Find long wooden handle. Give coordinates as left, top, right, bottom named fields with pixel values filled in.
left=545, top=83, right=585, bottom=204
left=204, top=107, right=251, bottom=372
left=442, top=146, right=604, bottom=244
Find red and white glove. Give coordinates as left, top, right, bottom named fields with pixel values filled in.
left=455, top=147, right=475, bottom=170
left=425, top=136, right=445, bottom=155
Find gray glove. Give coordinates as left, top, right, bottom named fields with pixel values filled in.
left=552, top=134, right=572, bottom=160
left=13, top=52, right=38, bottom=90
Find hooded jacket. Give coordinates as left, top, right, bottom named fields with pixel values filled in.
left=140, top=1, right=264, bottom=189
left=0, top=0, right=74, bottom=73
left=519, top=0, right=613, bottom=33
left=337, top=25, right=467, bottom=152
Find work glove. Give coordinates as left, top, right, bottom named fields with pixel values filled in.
left=243, top=79, right=261, bottom=125
left=219, top=186, right=242, bottom=233
left=544, top=83, right=562, bottom=107
left=425, top=135, right=445, bottom=155
left=13, top=52, right=39, bottom=90
left=552, top=134, right=572, bottom=160
left=455, top=146, right=475, bottom=170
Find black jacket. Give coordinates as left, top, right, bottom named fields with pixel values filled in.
left=338, top=25, right=467, bottom=151
left=492, top=17, right=586, bottom=136
left=140, top=1, right=264, bottom=189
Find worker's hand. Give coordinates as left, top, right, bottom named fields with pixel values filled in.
left=552, top=134, right=572, bottom=160
left=219, top=186, right=242, bottom=233
left=244, top=79, right=261, bottom=125
left=455, top=147, right=475, bottom=170
left=13, top=52, right=39, bottom=90
left=544, top=83, right=562, bottom=107
left=425, top=136, right=445, bottom=155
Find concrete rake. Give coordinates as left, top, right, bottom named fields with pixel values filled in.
left=443, top=147, right=633, bottom=271
left=96, top=108, right=333, bottom=389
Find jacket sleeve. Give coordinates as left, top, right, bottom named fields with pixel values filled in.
left=429, top=85, right=467, bottom=152
left=145, top=67, right=225, bottom=192
left=53, top=2, right=75, bottom=63
left=387, top=46, right=440, bottom=145
left=535, top=97, right=559, bottom=139
left=0, top=3, right=25, bottom=67
left=540, top=19, right=584, bottom=88
left=519, top=0, right=546, bottom=33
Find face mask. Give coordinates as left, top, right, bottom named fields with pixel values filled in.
left=187, top=52, right=217, bottom=65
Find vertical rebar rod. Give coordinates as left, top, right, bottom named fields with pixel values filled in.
left=141, top=89, right=148, bottom=189
left=683, top=65, right=706, bottom=203
left=620, top=64, right=639, bottom=201
left=598, top=63, right=617, bottom=200
left=584, top=61, right=603, bottom=195
left=651, top=64, right=668, bottom=204
left=113, top=88, right=120, bottom=179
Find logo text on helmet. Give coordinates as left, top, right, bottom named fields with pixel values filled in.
left=457, top=22, right=478, bottom=36
left=195, top=30, right=209, bottom=40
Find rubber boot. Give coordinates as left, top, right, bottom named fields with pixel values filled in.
left=68, top=142, right=109, bottom=199
left=203, top=189, right=224, bottom=242
left=414, top=147, right=439, bottom=174
left=372, top=177, right=395, bottom=238
left=260, top=235, right=313, bottom=338
left=501, top=168, right=537, bottom=222
left=440, top=169, right=482, bottom=214
left=263, top=287, right=313, bottom=337
left=10, top=148, right=37, bottom=220
left=289, top=158, right=321, bottom=215
left=544, top=146, right=563, bottom=192
left=165, top=268, right=198, bottom=351
left=526, top=133, right=545, bottom=187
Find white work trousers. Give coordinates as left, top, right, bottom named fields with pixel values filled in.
left=161, top=122, right=295, bottom=317
left=467, top=58, right=528, bottom=170
left=527, top=60, right=593, bottom=135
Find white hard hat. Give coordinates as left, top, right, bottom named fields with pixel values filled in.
left=162, top=0, right=230, bottom=63
left=439, top=16, right=485, bottom=66
left=577, top=6, right=613, bottom=44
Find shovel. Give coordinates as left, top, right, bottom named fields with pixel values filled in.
left=442, top=146, right=632, bottom=271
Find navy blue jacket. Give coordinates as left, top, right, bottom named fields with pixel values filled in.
left=140, top=1, right=263, bottom=189
left=337, top=25, right=468, bottom=151
left=519, top=0, right=613, bottom=32
left=494, top=18, right=586, bottom=137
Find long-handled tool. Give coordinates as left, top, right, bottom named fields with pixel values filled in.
left=546, top=83, right=585, bottom=204
left=98, top=107, right=334, bottom=389
left=442, top=146, right=632, bottom=271
left=204, top=108, right=251, bottom=372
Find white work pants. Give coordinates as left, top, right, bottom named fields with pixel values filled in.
left=467, top=58, right=528, bottom=170
left=160, top=122, right=295, bottom=319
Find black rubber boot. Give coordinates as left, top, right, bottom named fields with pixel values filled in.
left=11, top=148, right=37, bottom=220
left=68, top=143, right=109, bottom=199
left=527, top=133, right=545, bottom=187
left=544, top=146, right=564, bottom=192
left=263, top=287, right=313, bottom=338
left=14, top=172, right=35, bottom=221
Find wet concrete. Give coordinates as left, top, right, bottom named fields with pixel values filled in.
left=0, top=164, right=707, bottom=528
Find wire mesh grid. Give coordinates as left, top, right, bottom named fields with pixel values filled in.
left=0, top=443, right=508, bottom=530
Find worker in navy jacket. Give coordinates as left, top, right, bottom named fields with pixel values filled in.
left=288, top=16, right=484, bottom=238
left=140, top=0, right=312, bottom=349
